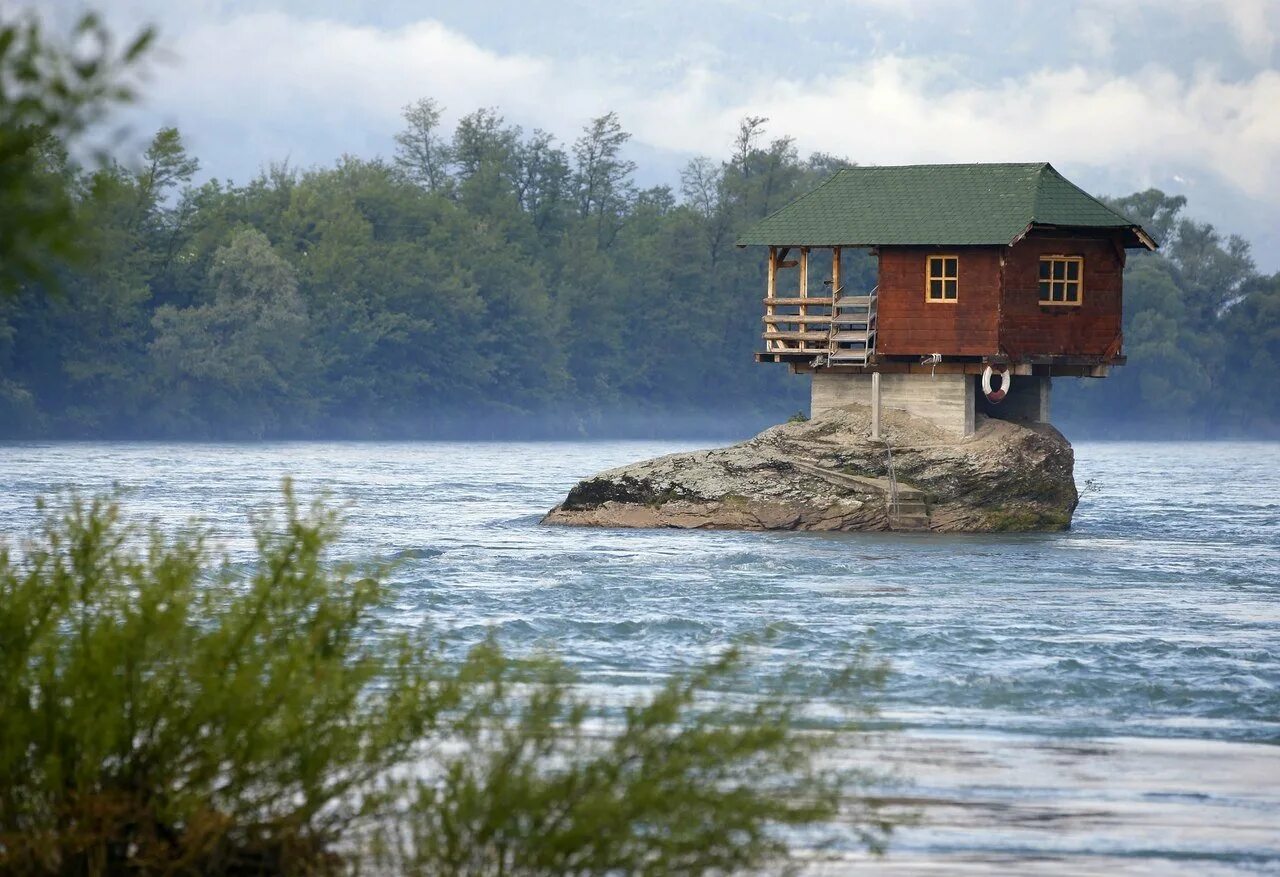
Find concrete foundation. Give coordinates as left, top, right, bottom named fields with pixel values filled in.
left=812, top=372, right=976, bottom=437
left=977, top=375, right=1052, bottom=425
left=811, top=372, right=1053, bottom=438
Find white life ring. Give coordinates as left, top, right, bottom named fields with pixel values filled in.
left=982, top=365, right=1011, bottom=403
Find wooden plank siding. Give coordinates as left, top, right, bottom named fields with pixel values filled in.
left=759, top=230, right=1128, bottom=363
left=876, top=247, right=1002, bottom=356
left=873, top=233, right=1125, bottom=361
left=999, top=232, right=1125, bottom=360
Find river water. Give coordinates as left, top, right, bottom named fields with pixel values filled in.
left=1, top=439, right=1277, bottom=874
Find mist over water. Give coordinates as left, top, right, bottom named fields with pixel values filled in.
left=1, top=439, right=1277, bottom=873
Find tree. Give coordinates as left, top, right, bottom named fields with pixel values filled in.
left=4, top=95, right=1279, bottom=439
left=150, top=229, right=312, bottom=435
left=806, top=151, right=855, bottom=177
left=730, top=115, right=768, bottom=179
left=1104, top=188, right=1186, bottom=247
left=1167, top=218, right=1255, bottom=317
left=573, top=112, right=637, bottom=246
left=514, top=129, right=570, bottom=234
left=133, top=126, right=199, bottom=225
left=452, top=107, right=520, bottom=186
left=680, top=156, right=731, bottom=266
left=394, top=97, right=452, bottom=192
left=1219, top=272, right=1280, bottom=433
left=0, top=12, right=153, bottom=295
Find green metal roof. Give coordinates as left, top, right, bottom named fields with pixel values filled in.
left=736, top=162, right=1155, bottom=249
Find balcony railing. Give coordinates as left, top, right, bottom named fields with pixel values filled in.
left=761, top=245, right=876, bottom=363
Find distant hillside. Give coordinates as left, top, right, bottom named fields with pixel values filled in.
left=2, top=109, right=1277, bottom=439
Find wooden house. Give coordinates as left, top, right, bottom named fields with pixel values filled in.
left=737, top=163, right=1156, bottom=436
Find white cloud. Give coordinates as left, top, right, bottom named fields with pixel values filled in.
left=104, top=6, right=1280, bottom=270
left=693, top=58, right=1280, bottom=200
left=1043, top=0, right=1273, bottom=61
left=1072, top=10, right=1117, bottom=58
left=1218, top=0, right=1277, bottom=64
left=134, top=11, right=1280, bottom=198
left=148, top=13, right=557, bottom=132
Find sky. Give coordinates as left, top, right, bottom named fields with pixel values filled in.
left=24, top=0, right=1280, bottom=269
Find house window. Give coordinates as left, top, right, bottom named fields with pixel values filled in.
left=926, top=255, right=958, bottom=302
left=1038, top=256, right=1083, bottom=306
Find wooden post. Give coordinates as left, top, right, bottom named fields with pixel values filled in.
left=798, top=247, right=809, bottom=352
left=830, top=247, right=841, bottom=352
left=766, top=246, right=776, bottom=352
left=871, top=371, right=881, bottom=440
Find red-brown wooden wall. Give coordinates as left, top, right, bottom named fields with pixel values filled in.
left=877, top=246, right=1002, bottom=356
left=999, top=231, right=1125, bottom=359
left=875, top=232, right=1125, bottom=360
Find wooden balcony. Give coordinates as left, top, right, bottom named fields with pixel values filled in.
left=761, top=315, right=831, bottom=355
left=762, top=245, right=855, bottom=357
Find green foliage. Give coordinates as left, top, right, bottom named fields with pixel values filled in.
left=151, top=228, right=314, bottom=434
left=3, top=100, right=1278, bottom=437
left=0, top=485, right=444, bottom=872
left=385, top=641, right=890, bottom=876
left=1053, top=189, right=1276, bottom=436
left=394, top=97, right=452, bottom=193
left=0, top=488, right=893, bottom=875
left=0, top=12, right=153, bottom=295
left=1, top=105, right=825, bottom=437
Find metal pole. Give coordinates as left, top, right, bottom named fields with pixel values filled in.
left=871, top=371, right=881, bottom=440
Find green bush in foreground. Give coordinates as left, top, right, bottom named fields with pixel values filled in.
left=0, top=486, right=892, bottom=875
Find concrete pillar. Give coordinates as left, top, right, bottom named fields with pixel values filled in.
left=811, top=372, right=975, bottom=437
left=870, top=372, right=881, bottom=440
left=965, top=376, right=977, bottom=434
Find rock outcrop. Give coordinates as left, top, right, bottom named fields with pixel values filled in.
left=541, top=404, right=1078, bottom=533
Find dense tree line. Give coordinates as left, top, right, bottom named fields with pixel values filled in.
left=1058, top=189, right=1279, bottom=437
left=1, top=104, right=1277, bottom=439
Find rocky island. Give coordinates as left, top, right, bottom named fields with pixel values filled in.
left=542, top=404, right=1077, bottom=533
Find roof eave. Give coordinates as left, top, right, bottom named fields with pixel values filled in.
left=736, top=238, right=1009, bottom=248
left=1009, top=222, right=1159, bottom=250
left=1133, top=227, right=1158, bottom=251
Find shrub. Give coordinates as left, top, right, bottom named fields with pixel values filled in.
left=381, top=641, right=892, bottom=876
left=0, top=485, right=891, bottom=875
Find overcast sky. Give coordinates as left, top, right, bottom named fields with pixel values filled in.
left=25, top=0, right=1280, bottom=269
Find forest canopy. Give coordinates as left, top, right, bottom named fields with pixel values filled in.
left=1, top=102, right=1277, bottom=439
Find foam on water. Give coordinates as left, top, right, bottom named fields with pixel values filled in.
left=1, top=438, right=1277, bottom=873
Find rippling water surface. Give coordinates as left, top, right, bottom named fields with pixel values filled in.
left=2, top=439, right=1277, bottom=874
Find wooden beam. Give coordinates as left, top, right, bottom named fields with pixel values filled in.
left=798, top=247, right=809, bottom=331
left=764, top=297, right=834, bottom=306
left=766, top=246, right=776, bottom=353
left=756, top=356, right=1126, bottom=377
left=763, top=330, right=829, bottom=342
left=764, top=314, right=834, bottom=324
left=831, top=247, right=841, bottom=356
